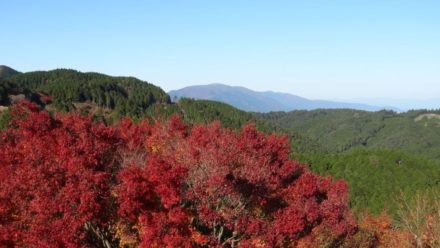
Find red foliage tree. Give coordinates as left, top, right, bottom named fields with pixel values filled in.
left=179, top=122, right=356, bottom=247
left=0, top=102, right=357, bottom=247
left=0, top=102, right=121, bottom=247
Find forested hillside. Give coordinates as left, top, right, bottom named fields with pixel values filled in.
left=258, top=109, right=440, bottom=160
left=0, top=65, right=20, bottom=79
left=257, top=109, right=440, bottom=219
left=296, top=149, right=440, bottom=215
left=5, top=69, right=170, bottom=118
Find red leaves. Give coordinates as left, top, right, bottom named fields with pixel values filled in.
left=0, top=103, right=357, bottom=247
left=0, top=102, right=120, bottom=247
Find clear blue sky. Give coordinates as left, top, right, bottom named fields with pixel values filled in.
left=2, top=0, right=439, bottom=100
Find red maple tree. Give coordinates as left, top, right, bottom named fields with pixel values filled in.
left=0, top=102, right=356, bottom=247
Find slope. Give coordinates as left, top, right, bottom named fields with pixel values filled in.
left=7, top=69, right=170, bottom=118
left=0, top=65, right=20, bottom=79
left=258, top=109, right=440, bottom=160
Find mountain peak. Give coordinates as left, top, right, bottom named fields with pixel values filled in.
left=0, top=65, right=20, bottom=79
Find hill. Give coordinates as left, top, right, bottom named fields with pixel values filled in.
left=258, top=109, right=440, bottom=160
left=5, top=69, right=170, bottom=119
left=169, top=83, right=385, bottom=112
left=0, top=65, right=20, bottom=79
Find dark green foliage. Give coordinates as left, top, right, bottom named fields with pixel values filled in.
left=8, top=69, right=170, bottom=118
left=176, top=98, right=272, bottom=130
left=0, top=79, right=15, bottom=105
left=0, top=79, right=42, bottom=106
left=296, top=149, right=440, bottom=216
left=288, top=131, right=327, bottom=154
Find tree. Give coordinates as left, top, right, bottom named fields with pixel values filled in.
left=0, top=102, right=357, bottom=247
left=0, top=102, right=121, bottom=247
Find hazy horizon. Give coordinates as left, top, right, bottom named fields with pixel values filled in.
left=3, top=64, right=439, bottom=111
left=2, top=1, right=439, bottom=105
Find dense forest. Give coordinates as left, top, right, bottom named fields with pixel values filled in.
left=258, top=109, right=440, bottom=217
left=257, top=109, right=440, bottom=160
left=1, top=68, right=439, bottom=247
left=4, top=69, right=170, bottom=118
left=297, top=149, right=440, bottom=215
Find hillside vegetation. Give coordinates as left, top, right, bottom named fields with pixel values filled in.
left=295, top=149, right=440, bottom=216
left=257, top=109, right=440, bottom=219
left=6, top=69, right=170, bottom=118
left=258, top=109, right=440, bottom=160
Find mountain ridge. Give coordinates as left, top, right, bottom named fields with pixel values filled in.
left=169, top=83, right=390, bottom=112
left=0, top=65, right=20, bottom=79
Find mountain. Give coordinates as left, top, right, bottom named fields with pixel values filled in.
left=169, top=83, right=387, bottom=112
left=0, top=65, right=20, bottom=79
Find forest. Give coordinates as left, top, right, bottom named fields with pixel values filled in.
left=1, top=69, right=439, bottom=247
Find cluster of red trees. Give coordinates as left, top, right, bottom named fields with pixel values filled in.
left=1, top=102, right=400, bottom=247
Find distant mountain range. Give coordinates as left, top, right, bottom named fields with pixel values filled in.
left=169, top=83, right=390, bottom=112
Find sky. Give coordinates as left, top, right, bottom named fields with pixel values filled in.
left=2, top=0, right=440, bottom=102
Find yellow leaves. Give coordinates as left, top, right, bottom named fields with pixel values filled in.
left=112, top=222, right=139, bottom=248
left=150, top=144, right=160, bottom=154
left=145, top=141, right=161, bottom=154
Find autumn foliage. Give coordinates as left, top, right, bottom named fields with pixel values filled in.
left=0, top=102, right=357, bottom=247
